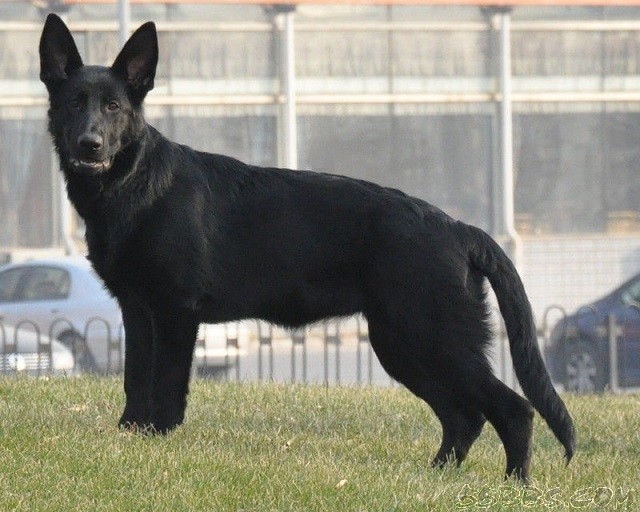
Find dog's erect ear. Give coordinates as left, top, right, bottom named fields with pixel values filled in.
left=39, top=13, right=83, bottom=93
left=111, top=22, right=158, bottom=104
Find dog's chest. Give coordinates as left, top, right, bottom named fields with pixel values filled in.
left=83, top=211, right=144, bottom=294
left=84, top=224, right=119, bottom=286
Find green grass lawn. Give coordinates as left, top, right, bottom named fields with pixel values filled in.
left=0, top=377, right=638, bottom=511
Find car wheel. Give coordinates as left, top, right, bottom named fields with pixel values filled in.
left=565, top=342, right=604, bottom=393
left=58, top=331, right=97, bottom=373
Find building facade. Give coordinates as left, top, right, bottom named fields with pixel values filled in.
left=2, top=0, right=640, bottom=317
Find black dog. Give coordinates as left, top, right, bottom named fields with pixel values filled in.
left=39, top=14, right=575, bottom=481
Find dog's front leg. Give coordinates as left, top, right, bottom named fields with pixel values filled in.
left=118, top=300, right=155, bottom=431
left=149, top=311, right=199, bottom=434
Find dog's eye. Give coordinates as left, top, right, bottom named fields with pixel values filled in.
left=69, top=99, right=80, bottom=109
left=107, top=101, right=120, bottom=112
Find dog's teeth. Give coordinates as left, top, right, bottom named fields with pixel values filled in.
left=70, top=157, right=112, bottom=171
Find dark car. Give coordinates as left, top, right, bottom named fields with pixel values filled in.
left=545, top=273, right=640, bottom=393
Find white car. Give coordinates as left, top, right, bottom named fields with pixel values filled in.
left=1, top=324, right=74, bottom=375
left=0, top=257, right=246, bottom=374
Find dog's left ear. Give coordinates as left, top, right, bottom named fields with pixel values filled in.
left=39, top=13, right=84, bottom=93
left=111, top=22, right=158, bottom=104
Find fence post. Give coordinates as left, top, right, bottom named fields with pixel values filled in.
left=355, top=317, right=371, bottom=385
left=257, top=321, right=273, bottom=381
left=608, top=314, right=619, bottom=394
left=291, top=328, right=306, bottom=383
left=323, top=322, right=341, bottom=386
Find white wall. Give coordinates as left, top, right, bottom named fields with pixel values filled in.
left=520, top=234, right=640, bottom=322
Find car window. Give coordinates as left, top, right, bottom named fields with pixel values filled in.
left=19, top=267, right=71, bottom=302
left=0, top=268, right=28, bottom=302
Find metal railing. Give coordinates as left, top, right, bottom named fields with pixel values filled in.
left=0, top=316, right=389, bottom=384
left=1, top=308, right=638, bottom=394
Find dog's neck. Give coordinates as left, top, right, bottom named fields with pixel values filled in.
left=63, top=123, right=176, bottom=278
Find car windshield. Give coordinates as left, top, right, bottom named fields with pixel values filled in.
left=621, top=279, right=640, bottom=306
left=21, top=267, right=70, bottom=301
left=0, top=268, right=23, bottom=302
left=0, top=266, right=70, bottom=302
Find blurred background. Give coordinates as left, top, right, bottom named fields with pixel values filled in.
left=2, top=1, right=640, bottom=389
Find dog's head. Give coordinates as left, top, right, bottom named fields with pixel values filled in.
left=39, top=14, right=158, bottom=175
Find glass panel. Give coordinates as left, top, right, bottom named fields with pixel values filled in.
left=0, top=268, right=26, bottom=303
left=298, top=107, right=493, bottom=229
left=0, top=109, right=54, bottom=248
left=514, top=110, right=640, bottom=234
left=20, top=267, right=70, bottom=302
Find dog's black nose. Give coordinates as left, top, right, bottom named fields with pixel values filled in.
left=78, top=133, right=103, bottom=152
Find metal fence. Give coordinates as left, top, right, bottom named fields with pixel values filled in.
left=1, top=309, right=638, bottom=394
left=537, top=303, right=640, bottom=394
left=0, top=316, right=393, bottom=385
left=0, top=315, right=124, bottom=377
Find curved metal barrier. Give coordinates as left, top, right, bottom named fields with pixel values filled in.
left=0, top=309, right=637, bottom=393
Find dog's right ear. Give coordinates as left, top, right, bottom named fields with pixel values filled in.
left=39, top=13, right=83, bottom=94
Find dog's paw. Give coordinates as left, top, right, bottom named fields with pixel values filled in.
left=118, top=407, right=153, bottom=433
left=118, top=417, right=155, bottom=434
left=150, top=411, right=184, bottom=435
left=118, top=404, right=184, bottom=435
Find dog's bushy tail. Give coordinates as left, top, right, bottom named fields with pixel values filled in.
left=464, top=224, right=576, bottom=463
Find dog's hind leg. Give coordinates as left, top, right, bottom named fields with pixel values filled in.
left=437, top=348, right=535, bottom=481
left=150, top=311, right=199, bottom=434
left=425, top=276, right=535, bottom=480
left=474, top=377, right=534, bottom=481
left=368, top=315, right=533, bottom=480
left=367, top=319, right=485, bottom=469
left=430, top=404, right=486, bottom=468
left=409, top=379, right=486, bottom=468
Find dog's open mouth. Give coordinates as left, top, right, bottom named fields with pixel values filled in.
left=70, top=157, right=114, bottom=173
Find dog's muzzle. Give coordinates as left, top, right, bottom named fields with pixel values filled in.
left=71, top=132, right=114, bottom=173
